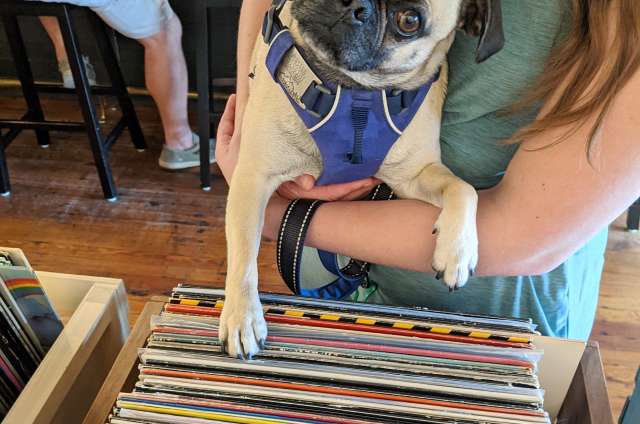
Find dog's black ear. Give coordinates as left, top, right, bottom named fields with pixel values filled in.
left=458, top=0, right=505, bottom=63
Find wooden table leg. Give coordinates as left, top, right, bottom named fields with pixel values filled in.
left=628, top=198, right=640, bottom=232
left=197, top=1, right=212, bottom=192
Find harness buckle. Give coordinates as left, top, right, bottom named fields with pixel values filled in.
left=301, top=81, right=335, bottom=119
left=263, top=9, right=276, bottom=43
left=263, top=0, right=287, bottom=43
left=315, top=84, right=332, bottom=95
left=273, top=0, right=287, bottom=12
left=361, top=274, right=370, bottom=289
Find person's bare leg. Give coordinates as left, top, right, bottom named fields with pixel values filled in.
left=138, top=14, right=192, bottom=151
left=42, top=14, right=192, bottom=151
left=39, top=17, right=68, bottom=63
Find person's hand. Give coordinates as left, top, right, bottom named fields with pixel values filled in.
left=216, top=94, right=382, bottom=200
left=277, top=175, right=382, bottom=201
left=215, top=94, right=240, bottom=184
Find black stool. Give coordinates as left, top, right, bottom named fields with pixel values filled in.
left=194, top=0, right=240, bottom=191
left=0, top=1, right=146, bottom=201
left=628, top=198, right=640, bottom=232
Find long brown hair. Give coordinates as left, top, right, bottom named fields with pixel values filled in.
left=510, top=0, right=640, bottom=153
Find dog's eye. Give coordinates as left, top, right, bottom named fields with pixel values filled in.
left=395, top=10, right=421, bottom=36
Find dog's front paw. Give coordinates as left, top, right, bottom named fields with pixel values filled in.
left=218, top=295, right=268, bottom=359
left=431, top=211, right=478, bottom=291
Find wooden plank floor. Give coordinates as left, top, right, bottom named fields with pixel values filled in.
left=1, top=90, right=639, bottom=419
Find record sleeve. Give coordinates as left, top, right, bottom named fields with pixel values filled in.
left=108, top=286, right=552, bottom=424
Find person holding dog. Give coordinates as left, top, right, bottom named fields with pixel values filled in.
left=216, top=0, right=640, bottom=341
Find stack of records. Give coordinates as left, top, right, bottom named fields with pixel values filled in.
left=0, top=250, right=63, bottom=418
left=109, top=285, right=550, bottom=423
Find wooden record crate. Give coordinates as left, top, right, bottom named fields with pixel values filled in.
left=1, top=249, right=130, bottom=424
left=83, top=298, right=615, bottom=424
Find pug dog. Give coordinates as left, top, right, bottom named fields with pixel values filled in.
left=220, top=0, right=504, bottom=358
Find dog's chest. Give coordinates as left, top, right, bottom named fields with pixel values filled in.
left=267, top=30, right=438, bottom=186
left=299, top=87, right=431, bottom=186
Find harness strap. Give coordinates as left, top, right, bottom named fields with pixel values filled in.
left=277, top=184, right=396, bottom=299
left=265, top=29, right=336, bottom=122
left=262, top=0, right=287, bottom=44
left=262, top=0, right=338, bottom=121
left=385, top=70, right=440, bottom=115
left=350, top=110, right=367, bottom=164
left=301, top=82, right=336, bottom=119
left=386, top=89, right=419, bottom=115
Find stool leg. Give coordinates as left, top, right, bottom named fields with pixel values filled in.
left=628, top=199, right=640, bottom=232
left=2, top=16, right=51, bottom=148
left=0, top=142, right=10, bottom=197
left=196, top=4, right=212, bottom=191
left=57, top=8, right=117, bottom=201
left=89, top=12, right=146, bottom=151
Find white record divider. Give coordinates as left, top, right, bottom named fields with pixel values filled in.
left=533, top=335, right=586, bottom=420
left=1, top=249, right=130, bottom=424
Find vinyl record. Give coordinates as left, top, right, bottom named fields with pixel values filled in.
left=109, top=286, right=551, bottom=424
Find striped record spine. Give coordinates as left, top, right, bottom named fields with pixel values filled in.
left=168, top=298, right=532, bottom=345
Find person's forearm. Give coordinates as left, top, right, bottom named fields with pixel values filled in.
left=264, top=195, right=442, bottom=273
left=236, top=0, right=272, bottom=116
left=263, top=189, right=563, bottom=278
left=265, top=196, right=442, bottom=274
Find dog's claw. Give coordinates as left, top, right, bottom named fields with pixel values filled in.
left=218, top=296, right=268, bottom=360
left=469, top=268, right=475, bottom=277
left=435, top=271, right=444, bottom=281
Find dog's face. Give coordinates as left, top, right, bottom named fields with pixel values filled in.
left=290, top=0, right=504, bottom=87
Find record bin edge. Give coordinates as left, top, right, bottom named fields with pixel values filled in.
left=0, top=248, right=130, bottom=424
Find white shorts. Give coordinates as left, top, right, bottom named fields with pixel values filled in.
left=37, top=0, right=175, bottom=39
left=92, top=0, right=175, bottom=39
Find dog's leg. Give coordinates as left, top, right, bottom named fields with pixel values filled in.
left=387, top=163, right=478, bottom=289
left=220, top=166, right=283, bottom=359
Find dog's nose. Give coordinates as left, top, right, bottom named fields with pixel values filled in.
left=341, top=0, right=373, bottom=25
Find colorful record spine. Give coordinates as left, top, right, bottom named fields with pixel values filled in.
left=108, top=285, right=551, bottom=424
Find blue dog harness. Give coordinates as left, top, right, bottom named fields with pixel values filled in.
left=265, top=1, right=438, bottom=298
left=263, top=4, right=439, bottom=185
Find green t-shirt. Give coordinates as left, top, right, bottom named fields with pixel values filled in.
left=304, top=0, right=608, bottom=340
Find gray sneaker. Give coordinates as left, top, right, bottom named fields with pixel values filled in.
left=59, top=56, right=97, bottom=89
left=159, top=133, right=216, bottom=170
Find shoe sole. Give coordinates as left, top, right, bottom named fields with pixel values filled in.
left=158, top=157, right=216, bottom=171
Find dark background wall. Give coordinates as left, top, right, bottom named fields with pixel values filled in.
left=0, top=2, right=240, bottom=90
